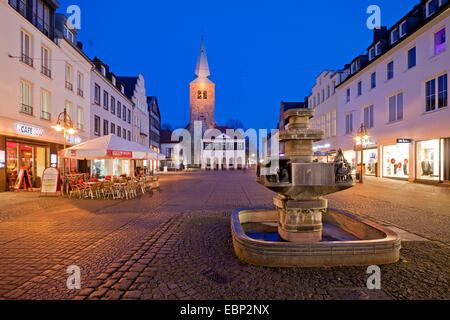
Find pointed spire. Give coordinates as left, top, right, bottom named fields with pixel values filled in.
left=195, top=33, right=210, bottom=78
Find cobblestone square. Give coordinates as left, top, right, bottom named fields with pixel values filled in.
left=0, top=171, right=448, bottom=300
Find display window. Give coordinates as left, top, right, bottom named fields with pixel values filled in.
left=343, top=150, right=357, bottom=174
left=383, top=144, right=410, bottom=179
left=364, top=149, right=378, bottom=176
left=6, top=141, right=49, bottom=188
left=416, top=139, right=440, bottom=181
left=92, top=159, right=109, bottom=178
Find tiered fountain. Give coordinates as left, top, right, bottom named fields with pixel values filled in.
left=231, top=107, right=401, bottom=267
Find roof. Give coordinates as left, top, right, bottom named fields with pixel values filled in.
left=160, top=129, right=179, bottom=144
left=147, top=96, right=161, bottom=118
left=337, top=1, right=449, bottom=89
left=195, top=37, right=210, bottom=78
left=117, top=76, right=138, bottom=99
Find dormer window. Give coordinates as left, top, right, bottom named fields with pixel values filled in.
left=369, top=47, right=375, bottom=60
left=426, top=0, right=437, bottom=17
left=400, top=21, right=407, bottom=37
left=101, top=66, right=106, bottom=76
left=112, top=76, right=116, bottom=86
left=391, top=27, right=399, bottom=44
left=375, top=42, right=382, bottom=56
left=64, top=26, right=74, bottom=43
left=121, top=85, right=124, bottom=94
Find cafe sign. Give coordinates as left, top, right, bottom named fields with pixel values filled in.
left=107, top=150, right=133, bottom=158
left=397, top=139, right=413, bottom=144
left=15, top=123, right=44, bottom=137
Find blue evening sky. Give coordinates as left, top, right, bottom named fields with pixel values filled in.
left=60, top=0, right=418, bottom=131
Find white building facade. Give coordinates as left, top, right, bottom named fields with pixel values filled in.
left=0, top=0, right=91, bottom=191
left=310, top=0, right=450, bottom=183
left=201, top=133, right=246, bottom=170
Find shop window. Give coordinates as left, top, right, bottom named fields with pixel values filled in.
left=363, top=149, right=378, bottom=176
left=93, top=159, right=108, bottom=178
left=416, top=140, right=441, bottom=181
left=6, top=142, right=48, bottom=189
left=383, top=144, right=409, bottom=179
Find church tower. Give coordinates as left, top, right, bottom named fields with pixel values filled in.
left=190, top=36, right=215, bottom=133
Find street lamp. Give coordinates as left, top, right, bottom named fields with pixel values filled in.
left=355, top=123, right=370, bottom=184
left=52, top=108, right=77, bottom=150
left=52, top=108, right=77, bottom=194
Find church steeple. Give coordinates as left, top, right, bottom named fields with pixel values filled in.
left=194, top=35, right=210, bottom=78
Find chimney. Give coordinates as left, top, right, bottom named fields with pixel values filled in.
left=77, top=41, right=83, bottom=51
left=373, top=26, right=388, bottom=43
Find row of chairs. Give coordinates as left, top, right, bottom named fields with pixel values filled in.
left=68, top=177, right=159, bottom=200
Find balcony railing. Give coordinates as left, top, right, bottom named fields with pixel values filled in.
left=20, top=103, right=33, bottom=116
left=41, top=110, right=51, bottom=121
left=65, top=82, right=73, bottom=91
left=78, top=88, right=84, bottom=97
left=41, top=65, right=51, bottom=78
left=9, top=1, right=55, bottom=40
left=21, top=54, right=33, bottom=67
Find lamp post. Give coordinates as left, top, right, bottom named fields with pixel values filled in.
left=52, top=108, right=76, bottom=194
left=355, top=123, right=370, bottom=184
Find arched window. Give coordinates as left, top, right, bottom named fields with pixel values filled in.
left=197, top=90, right=202, bottom=99
left=203, top=91, right=207, bottom=99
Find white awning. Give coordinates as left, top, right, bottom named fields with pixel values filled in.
left=59, top=134, right=163, bottom=160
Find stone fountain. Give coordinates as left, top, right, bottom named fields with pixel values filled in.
left=231, top=107, right=401, bottom=267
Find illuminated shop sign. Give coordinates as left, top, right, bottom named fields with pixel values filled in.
left=313, top=144, right=331, bottom=151
left=397, top=139, right=413, bottom=144
left=15, top=123, right=44, bottom=137
left=51, top=154, right=58, bottom=167
left=66, top=135, right=82, bottom=145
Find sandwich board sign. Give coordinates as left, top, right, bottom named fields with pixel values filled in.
left=14, top=167, right=33, bottom=192
left=40, top=167, right=61, bottom=196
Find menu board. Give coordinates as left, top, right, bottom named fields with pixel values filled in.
left=14, top=167, right=33, bottom=191
left=41, top=167, right=61, bottom=195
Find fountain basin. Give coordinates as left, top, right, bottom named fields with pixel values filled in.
left=231, top=208, right=401, bottom=267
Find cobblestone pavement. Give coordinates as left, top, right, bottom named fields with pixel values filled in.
left=0, top=171, right=448, bottom=300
